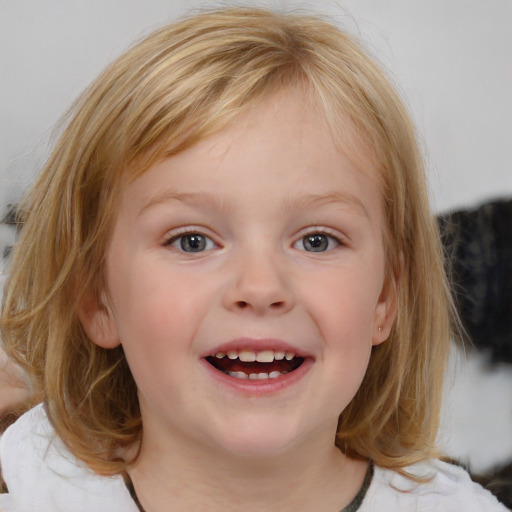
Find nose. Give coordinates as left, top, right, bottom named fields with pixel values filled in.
left=222, top=249, right=295, bottom=315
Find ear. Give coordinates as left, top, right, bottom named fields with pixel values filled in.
left=372, top=268, right=400, bottom=346
left=78, top=289, right=121, bottom=349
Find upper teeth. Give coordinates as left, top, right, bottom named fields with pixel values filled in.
left=215, top=349, right=295, bottom=362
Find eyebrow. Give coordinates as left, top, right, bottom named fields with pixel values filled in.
left=138, top=191, right=233, bottom=216
left=280, top=191, right=370, bottom=218
left=138, top=190, right=369, bottom=218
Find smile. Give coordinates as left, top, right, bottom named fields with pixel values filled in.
left=206, top=349, right=305, bottom=380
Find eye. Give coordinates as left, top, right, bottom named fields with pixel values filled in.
left=294, top=233, right=341, bottom=252
left=167, top=232, right=216, bottom=253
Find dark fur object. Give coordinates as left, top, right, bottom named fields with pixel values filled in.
left=458, top=460, right=512, bottom=509
left=1, top=204, right=20, bottom=227
left=1, top=203, right=21, bottom=259
left=438, top=198, right=512, bottom=364
left=474, top=463, right=512, bottom=509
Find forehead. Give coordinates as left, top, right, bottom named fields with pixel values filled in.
left=125, top=84, right=381, bottom=184
left=117, top=89, right=384, bottom=230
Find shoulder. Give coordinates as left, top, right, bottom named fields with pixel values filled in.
left=0, top=404, right=138, bottom=512
left=360, top=459, right=509, bottom=511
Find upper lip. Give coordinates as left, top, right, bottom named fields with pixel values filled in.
left=201, top=337, right=313, bottom=359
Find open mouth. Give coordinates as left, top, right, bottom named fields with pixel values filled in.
left=205, top=349, right=305, bottom=380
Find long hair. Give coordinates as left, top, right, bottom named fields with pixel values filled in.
left=1, top=7, right=454, bottom=475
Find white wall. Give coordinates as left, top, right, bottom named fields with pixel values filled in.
left=1, top=0, right=511, bottom=214
left=338, top=0, right=512, bottom=212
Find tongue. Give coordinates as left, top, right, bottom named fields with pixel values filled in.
left=207, top=357, right=303, bottom=374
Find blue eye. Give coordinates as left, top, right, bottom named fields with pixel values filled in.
left=295, top=233, right=340, bottom=252
left=168, top=233, right=216, bottom=252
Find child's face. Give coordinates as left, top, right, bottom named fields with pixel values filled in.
left=84, top=89, right=396, bottom=459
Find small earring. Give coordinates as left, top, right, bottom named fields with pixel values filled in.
left=378, top=326, right=382, bottom=332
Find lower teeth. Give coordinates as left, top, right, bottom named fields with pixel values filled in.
left=227, top=370, right=285, bottom=380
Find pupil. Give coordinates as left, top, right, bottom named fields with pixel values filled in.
left=305, top=234, right=327, bottom=252
left=181, top=234, right=206, bottom=252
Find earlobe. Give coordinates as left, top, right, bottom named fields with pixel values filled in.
left=372, top=272, right=399, bottom=346
left=78, top=290, right=121, bottom=349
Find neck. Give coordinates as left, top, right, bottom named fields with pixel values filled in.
left=127, top=424, right=368, bottom=512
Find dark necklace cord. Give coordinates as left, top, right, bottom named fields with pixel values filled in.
left=340, top=463, right=373, bottom=512
left=125, top=463, right=373, bottom=512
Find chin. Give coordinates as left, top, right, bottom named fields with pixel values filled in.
left=219, top=438, right=297, bottom=461
left=204, top=417, right=304, bottom=460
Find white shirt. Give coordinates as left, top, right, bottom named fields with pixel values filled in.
left=0, top=405, right=508, bottom=512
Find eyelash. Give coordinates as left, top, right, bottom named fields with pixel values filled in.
left=163, top=228, right=218, bottom=253
left=162, top=227, right=346, bottom=254
left=293, top=229, right=345, bottom=253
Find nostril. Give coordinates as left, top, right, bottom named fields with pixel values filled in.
left=234, top=300, right=287, bottom=310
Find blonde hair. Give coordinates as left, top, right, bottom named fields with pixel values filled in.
left=1, top=7, right=454, bottom=476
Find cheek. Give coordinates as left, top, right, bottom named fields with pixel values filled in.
left=108, top=260, right=222, bottom=359
left=114, top=284, right=190, bottom=344
left=304, top=270, right=381, bottom=339
left=112, top=279, right=196, bottom=401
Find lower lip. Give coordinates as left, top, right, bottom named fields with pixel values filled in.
left=200, top=357, right=314, bottom=396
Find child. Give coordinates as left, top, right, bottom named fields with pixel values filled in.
left=0, top=7, right=508, bottom=512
